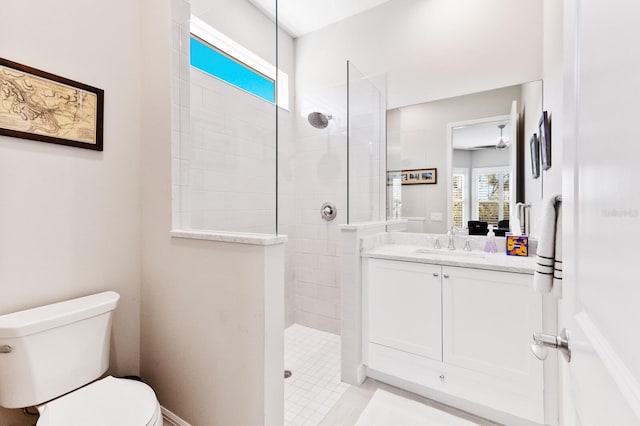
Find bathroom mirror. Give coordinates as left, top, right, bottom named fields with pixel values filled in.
left=387, top=81, right=543, bottom=234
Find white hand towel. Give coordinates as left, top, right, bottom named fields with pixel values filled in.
left=533, top=194, right=562, bottom=292
left=553, top=207, right=563, bottom=287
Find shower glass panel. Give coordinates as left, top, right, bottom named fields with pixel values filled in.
left=346, top=61, right=386, bottom=224
left=173, top=0, right=279, bottom=235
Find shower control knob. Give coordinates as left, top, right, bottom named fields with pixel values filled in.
left=320, top=202, right=337, bottom=221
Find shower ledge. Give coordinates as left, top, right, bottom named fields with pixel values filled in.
left=170, top=230, right=288, bottom=245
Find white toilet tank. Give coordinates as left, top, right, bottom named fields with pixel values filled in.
left=0, top=291, right=120, bottom=409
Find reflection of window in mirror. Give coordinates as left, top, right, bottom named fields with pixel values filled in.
left=390, top=173, right=402, bottom=218
left=452, top=168, right=468, bottom=229
left=472, top=167, right=510, bottom=227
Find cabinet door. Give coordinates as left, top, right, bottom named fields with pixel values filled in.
left=366, top=259, right=442, bottom=361
left=442, top=266, right=543, bottom=391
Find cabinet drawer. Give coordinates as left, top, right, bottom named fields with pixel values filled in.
left=368, top=342, right=544, bottom=424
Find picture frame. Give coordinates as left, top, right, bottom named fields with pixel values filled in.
left=0, top=57, right=104, bottom=151
left=394, top=168, right=437, bottom=185
left=530, top=133, right=540, bottom=179
left=538, top=110, right=551, bottom=170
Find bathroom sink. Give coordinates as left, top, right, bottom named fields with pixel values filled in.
left=414, top=248, right=486, bottom=259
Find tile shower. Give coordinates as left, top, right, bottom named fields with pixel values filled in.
left=171, top=2, right=385, bottom=424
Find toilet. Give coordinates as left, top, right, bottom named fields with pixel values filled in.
left=0, top=291, right=163, bottom=426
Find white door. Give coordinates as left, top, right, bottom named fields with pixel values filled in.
left=562, top=0, right=640, bottom=424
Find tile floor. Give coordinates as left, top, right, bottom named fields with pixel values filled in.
left=284, top=323, right=499, bottom=426
left=284, top=324, right=350, bottom=426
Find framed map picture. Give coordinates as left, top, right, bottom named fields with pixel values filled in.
left=0, top=57, right=104, bottom=151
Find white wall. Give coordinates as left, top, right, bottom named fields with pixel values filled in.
left=387, top=85, right=522, bottom=233
left=0, top=1, right=142, bottom=423
left=470, top=147, right=510, bottom=169
left=453, top=150, right=472, bottom=168
left=192, top=0, right=279, bottom=65
left=296, top=0, right=543, bottom=109
left=521, top=80, right=544, bottom=235
left=542, top=0, right=564, bottom=199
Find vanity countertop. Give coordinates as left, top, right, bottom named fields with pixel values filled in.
left=363, top=244, right=536, bottom=274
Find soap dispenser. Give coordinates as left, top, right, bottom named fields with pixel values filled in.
left=484, top=225, right=498, bottom=253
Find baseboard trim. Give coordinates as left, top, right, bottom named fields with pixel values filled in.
left=161, top=406, right=192, bottom=426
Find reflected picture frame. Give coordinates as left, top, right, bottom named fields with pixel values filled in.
left=539, top=111, right=551, bottom=170
left=396, top=168, right=437, bottom=185
left=530, top=133, right=540, bottom=179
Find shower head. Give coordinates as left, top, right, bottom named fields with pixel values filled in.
left=307, top=112, right=332, bottom=129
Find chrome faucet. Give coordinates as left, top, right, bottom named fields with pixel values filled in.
left=447, top=228, right=455, bottom=250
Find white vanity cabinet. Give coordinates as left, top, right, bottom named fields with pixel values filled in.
left=364, top=258, right=544, bottom=425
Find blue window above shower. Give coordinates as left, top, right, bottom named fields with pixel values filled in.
left=190, top=36, right=275, bottom=104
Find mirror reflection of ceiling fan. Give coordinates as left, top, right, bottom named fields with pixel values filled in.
left=473, top=124, right=510, bottom=150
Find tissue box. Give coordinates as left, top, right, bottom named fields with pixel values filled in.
left=506, top=235, right=529, bottom=257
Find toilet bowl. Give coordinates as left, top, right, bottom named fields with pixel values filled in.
left=36, top=376, right=163, bottom=426
left=0, top=291, right=163, bottom=426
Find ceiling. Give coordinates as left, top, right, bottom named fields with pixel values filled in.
left=452, top=120, right=511, bottom=150
left=248, top=0, right=392, bottom=38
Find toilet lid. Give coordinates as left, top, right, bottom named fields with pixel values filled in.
left=37, top=376, right=160, bottom=426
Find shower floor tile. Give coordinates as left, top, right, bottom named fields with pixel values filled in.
left=285, top=324, right=350, bottom=426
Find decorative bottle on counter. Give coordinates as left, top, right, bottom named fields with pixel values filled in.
left=484, top=225, right=498, bottom=253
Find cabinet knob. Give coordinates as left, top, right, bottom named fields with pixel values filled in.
left=433, top=272, right=439, bottom=277
left=443, top=274, right=450, bottom=279
left=439, top=374, right=445, bottom=382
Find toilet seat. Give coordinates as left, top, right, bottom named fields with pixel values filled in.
left=36, top=376, right=162, bottom=426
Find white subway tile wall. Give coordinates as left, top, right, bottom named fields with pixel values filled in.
left=292, top=71, right=385, bottom=334
left=292, top=99, right=346, bottom=334
left=170, top=2, right=190, bottom=230
left=188, top=67, right=277, bottom=233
